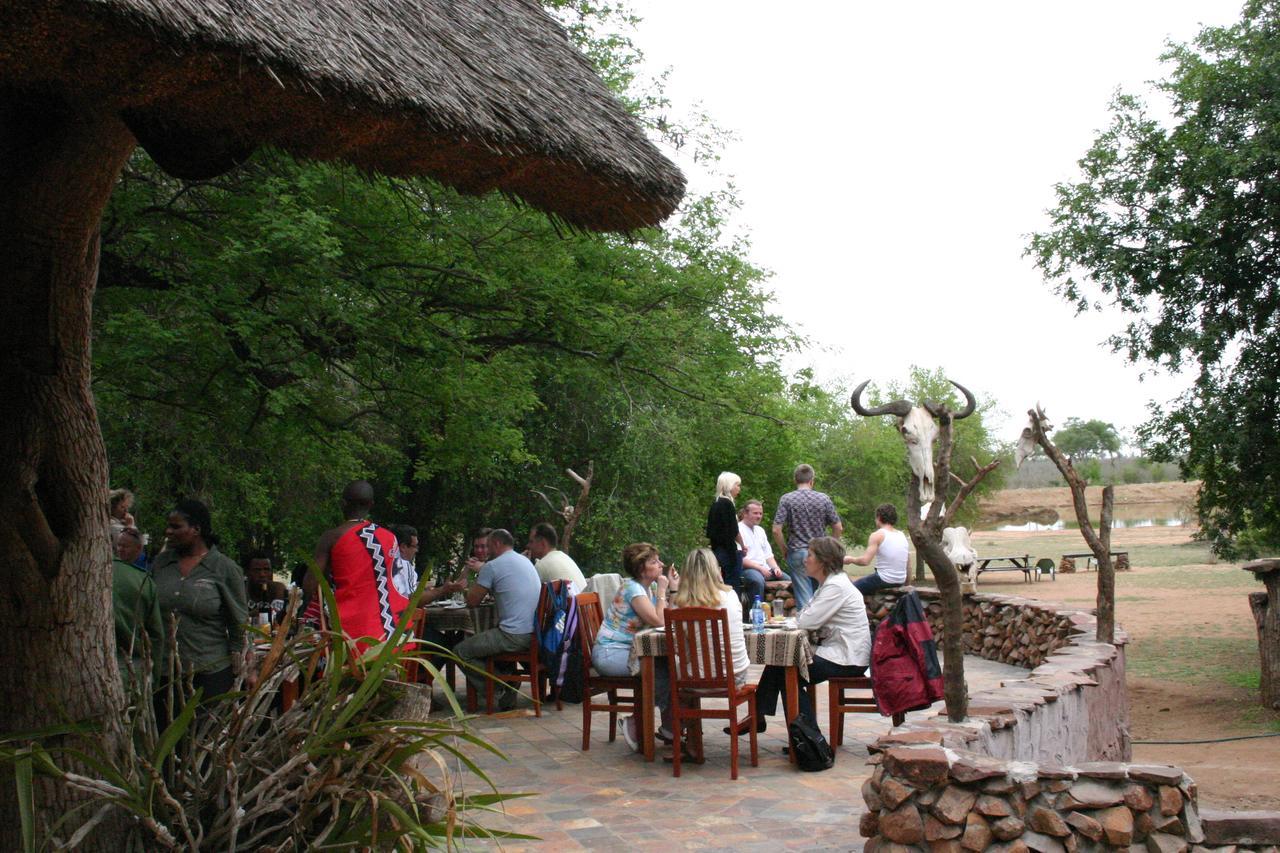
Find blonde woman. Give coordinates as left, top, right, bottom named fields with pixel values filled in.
left=669, top=548, right=750, bottom=748
left=704, top=471, right=746, bottom=596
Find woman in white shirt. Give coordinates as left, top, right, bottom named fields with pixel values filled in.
left=741, top=535, right=871, bottom=732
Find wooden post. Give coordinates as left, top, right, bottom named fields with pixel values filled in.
left=1243, top=559, right=1280, bottom=711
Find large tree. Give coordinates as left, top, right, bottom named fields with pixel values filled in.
left=1052, top=418, right=1122, bottom=460
left=1027, top=0, right=1280, bottom=558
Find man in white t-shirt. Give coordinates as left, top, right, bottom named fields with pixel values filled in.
left=844, top=503, right=909, bottom=595
left=526, top=522, right=587, bottom=587
left=738, top=500, right=786, bottom=604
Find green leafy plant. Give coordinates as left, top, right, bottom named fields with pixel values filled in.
left=1, top=584, right=533, bottom=850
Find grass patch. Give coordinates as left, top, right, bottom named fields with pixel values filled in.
left=1128, top=635, right=1259, bottom=686
left=1123, top=565, right=1257, bottom=591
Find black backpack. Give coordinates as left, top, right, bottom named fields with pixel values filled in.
left=787, top=714, right=835, bottom=772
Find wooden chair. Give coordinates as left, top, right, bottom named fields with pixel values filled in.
left=664, top=607, right=758, bottom=779
left=480, top=582, right=559, bottom=716
left=403, top=607, right=429, bottom=684
left=826, top=676, right=904, bottom=746
left=575, top=592, right=641, bottom=750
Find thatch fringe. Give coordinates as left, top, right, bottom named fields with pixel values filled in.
left=1, top=0, right=685, bottom=231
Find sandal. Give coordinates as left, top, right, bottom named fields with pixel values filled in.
left=662, top=744, right=705, bottom=765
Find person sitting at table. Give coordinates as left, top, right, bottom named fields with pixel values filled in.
left=245, top=553, right=289, bottom=622
left=843, top=503, right=909, bottom=595
left=671, top=548, right=745, bottom=749
left=388, top=523, right=421, bottom=598
left=455, top=529, right=542, bottom=711
left=591, top=541, right=671, bottom=750
left=463, top=527, right=493, bottom=573
left=526, top=522, right=587, bottom=587
left=740, top=535, right=870, bottom=734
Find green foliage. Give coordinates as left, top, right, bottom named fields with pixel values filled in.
left=1052, top=418, right=1121, bottom=459
left=1027, top=0, right=1280, bottom=558
left=0, top=587, right=525, bottom=849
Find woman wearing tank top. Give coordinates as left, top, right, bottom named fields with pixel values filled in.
left=844, top=503, right=909, bottom=595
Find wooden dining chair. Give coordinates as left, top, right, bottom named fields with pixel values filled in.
left=403, top=607, right=429, bottom=684
left=575, top=592, right=641, bottom=750
left=826, top=676, right=904, bottom=746
left=481, top=583, right=555, bottom=716
left=664, top=607, right=758, bottom=779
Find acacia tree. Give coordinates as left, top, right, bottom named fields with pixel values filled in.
left=1019, top=407, right=1117, bottom=643
left=1027, top=0, right=1280, bottom=558
left=1053, top=418, right=1122, bottom=459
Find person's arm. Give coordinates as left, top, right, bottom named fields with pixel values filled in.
left=771, top=522, right=786, bottom=554
left=846, top=530, right=883, bottom=567
left=831, top=520, right=844, bottom=538
left=313, top=528, right=341, bottom=583
left=223, top=559, right=252, bottom=685
left=421, top=578, right=467, bottom=604
left=142, top=576, right=165, bottom=685
left=795, top=580, right=840, bottom=629
left=465, top=580, right=489, bottom=607
left=629, top=574, right=669, bottom=627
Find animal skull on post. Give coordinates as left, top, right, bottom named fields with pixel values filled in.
left=850, top=379, right=977, bottom=503
left=1015, top=405, right=1051, bottom=469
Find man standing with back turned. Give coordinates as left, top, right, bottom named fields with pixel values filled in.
left=773, top=464, right=843, bottom=611
left=314, top=481, right=409, bottom=651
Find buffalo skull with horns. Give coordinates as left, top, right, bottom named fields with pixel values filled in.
left=850, top=379, right=977, bottom=503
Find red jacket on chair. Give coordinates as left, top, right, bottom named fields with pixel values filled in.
left=870, top=590, right=944, bottom=716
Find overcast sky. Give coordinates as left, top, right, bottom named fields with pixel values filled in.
left=625, top=0, right=1243, bottom=444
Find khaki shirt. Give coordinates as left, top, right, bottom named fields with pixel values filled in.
left=153, top=546, right=247, bottom=674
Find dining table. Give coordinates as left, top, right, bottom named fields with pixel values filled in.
left=419, top=600, right=498, bottom=634
left=628, top=622, right=814, bottom=763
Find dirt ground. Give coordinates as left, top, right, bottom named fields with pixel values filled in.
left=962, top=482, right=1280, bottom=810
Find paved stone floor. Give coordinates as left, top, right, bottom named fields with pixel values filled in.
left=433, top=656, right=1026, bottom=851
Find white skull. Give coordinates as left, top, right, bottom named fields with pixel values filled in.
left=899, top=407, right=940, bottom=503
left=1014, top=407, right=1050, bottom=469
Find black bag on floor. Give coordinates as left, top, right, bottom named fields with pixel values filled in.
left=787, top=714, right=835, bottom=772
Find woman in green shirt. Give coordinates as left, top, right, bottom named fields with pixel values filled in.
left=152, top=499, right=249, bottom=703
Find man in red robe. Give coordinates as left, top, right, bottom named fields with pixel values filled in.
left=313, top=481, right=409, bottom=648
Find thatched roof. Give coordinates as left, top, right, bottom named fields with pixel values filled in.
left=0, top=0, right=685, bottom=231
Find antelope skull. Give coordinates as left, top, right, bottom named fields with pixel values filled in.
left=850, top=379, right=977, bottom=503
left=1015, top=405, right=1050, bottom=469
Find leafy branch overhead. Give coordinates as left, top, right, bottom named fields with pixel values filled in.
left=1027, top=0, right=1280, bottom=558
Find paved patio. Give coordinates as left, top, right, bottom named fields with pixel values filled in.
left=433, top=656, right=1026, bottom=850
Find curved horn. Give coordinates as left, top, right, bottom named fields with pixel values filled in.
left=950, top=380, right=977, bottom=419
left=850, top=380, right=913, bottom=418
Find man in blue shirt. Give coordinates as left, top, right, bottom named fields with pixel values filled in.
left=456, top=528, right=541, bottom=710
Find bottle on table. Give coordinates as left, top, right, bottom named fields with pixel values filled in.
left=750, top=596, right=765, bottom=633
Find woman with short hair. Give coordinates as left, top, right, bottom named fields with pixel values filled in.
left=740, top=535, right=870, bottom=733
left=152, top=499, right=250, bottom=702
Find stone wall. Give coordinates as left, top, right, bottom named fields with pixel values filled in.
left=857, top=587, right=1280, bottom=851
left=862, top=587, right=1130, bottom=764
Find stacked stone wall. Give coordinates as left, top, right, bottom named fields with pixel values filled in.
left=857, top=587, right=1280, bottom=850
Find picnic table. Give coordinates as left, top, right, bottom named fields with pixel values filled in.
left=420, top=601, right=497, bottom=634
left=973, top=554, right=1038, bottom=582
left=1061, top=551, right=1129, bottom=572
left=629, top=623, right=813, bottom=763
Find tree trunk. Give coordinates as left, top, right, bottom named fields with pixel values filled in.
left=906, top=475, right=967, bottom=722
left=1244, top=562, right=1280, bottom=711
left=1096, top=485, right=1115, bottom=643
left=0, top=95, right=136, bottom=849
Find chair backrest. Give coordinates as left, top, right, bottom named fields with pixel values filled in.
left=1035, top=558, right=1055, bottom=572
left=664, top=606, right=736, bottom=691
left=585, top=572, right=623, bottom=606
left=575, top=592, right=603, bottom=657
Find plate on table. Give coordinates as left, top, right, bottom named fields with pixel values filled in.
left=429, top=600, right=466, bottom=609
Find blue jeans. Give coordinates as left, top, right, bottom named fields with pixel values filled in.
left=853, top=572, right=901, bottom=596
left=786, top=548, right=817, bottom=610
left=741, top=568, right=766, bottom=604
left=593, top=642, right=669, bottom=715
